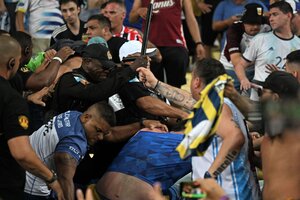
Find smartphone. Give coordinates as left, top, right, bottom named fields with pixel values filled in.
left=180, top=182, right=206, bottom=199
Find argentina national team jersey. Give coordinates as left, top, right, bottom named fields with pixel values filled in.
left=24, top=111, right=88, bottom=196
left=242, top=31, right=300, bottom=101
left=243, top=31, right=300, bottom=83
left=192, top=98, right=260, bottom=200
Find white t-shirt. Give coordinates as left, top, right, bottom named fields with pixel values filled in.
left=243, top=31, right=300, bottom=100
left=220, top=24, right=270, bottom=70
left=244, top=31, right=300, bottom=81
left=16, top=0, right=64, bottom=38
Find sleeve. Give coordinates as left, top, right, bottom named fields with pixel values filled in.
left=223, top=23, right=244, bottom=61
left=16, top=0, right=29, bottom=13
left=212, top=2, right=225, bottom=22
left=50, top=36, right=56, bottom=47
left=226, top=23, right=243, bottom=54
left=118, top=81, right=151, bottom=103
left=3, top=90, right=31, bottom=140
left=55, top=136, right=87, bottom=163
left=59, top=67, right=136, bottom=102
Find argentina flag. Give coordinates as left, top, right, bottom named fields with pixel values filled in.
left=176, top=74, right=232, bottom=159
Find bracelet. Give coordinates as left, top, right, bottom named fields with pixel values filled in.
left=195, top=41, right=204, bottom=47
left=52, top=56, right=63, bottom=64
left=153, top=80, right=160, bottom=91
left=45, top=170, right=58, bottom=185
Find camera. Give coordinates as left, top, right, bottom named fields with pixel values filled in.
left=180, top=182, right=206, bottom=199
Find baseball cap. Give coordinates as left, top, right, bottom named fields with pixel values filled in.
left=87, top=36, right=108, bottom=48
left=264, top=71, right=300, bottom=99
left=82, top=43, right=116, bottom=70
left=119, top=40, right=157, bottom=61
left=241, top=3, right=264, bottom=24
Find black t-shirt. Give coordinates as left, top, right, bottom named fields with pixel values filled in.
left=50, top=20, right=87, bottom=46
left=52, top=66, right=136, bottom=114
left=9, top=67, right=33, bottom=94
left=0, top=76, right=31, bottom=195
left=107, top=36, right=127, bottom=64
left=116, top=81, right=155, bottom=125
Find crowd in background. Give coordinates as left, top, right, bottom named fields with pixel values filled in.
left=1, top=0, right=300, bottom=199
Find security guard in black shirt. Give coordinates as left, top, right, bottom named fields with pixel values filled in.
left=0, top=36, right=65, bottom=200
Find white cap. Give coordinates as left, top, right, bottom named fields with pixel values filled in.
left=119, top=40, right=157, bottom=61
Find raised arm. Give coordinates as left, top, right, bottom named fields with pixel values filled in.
left=26, top=47, right=75, bottom=91
left=54, top=152, right=78, bottom=200
left=137, top=67, right=196, bottom=110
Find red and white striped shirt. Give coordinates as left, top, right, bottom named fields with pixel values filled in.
left=114, top=26, right=143, bottom=42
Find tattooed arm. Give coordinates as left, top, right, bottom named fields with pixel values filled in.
left=137, top=67, right=196, bottom=110
left=208, top=104, right=244, bottom=177
left=54, top=152, right=78, bottom=200
left=155, top=81, right=196, bottom=110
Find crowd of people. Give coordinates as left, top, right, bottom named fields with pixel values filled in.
left=1, top=0, right=300, bottom=200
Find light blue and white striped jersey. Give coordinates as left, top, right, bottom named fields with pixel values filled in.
left=192, top=98, right=260, bottom=200
left=16, top=0, right=64, bottom=38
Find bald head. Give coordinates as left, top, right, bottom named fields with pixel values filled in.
left=0, top=36, right=21, bottom=66
left=0, top=36, right=21, bottom=79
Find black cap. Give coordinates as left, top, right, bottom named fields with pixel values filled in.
left=82, top=43, right=116, bottom=70
left=241, top=3, right=264, bottom=24
left=264, top=71, right=300, bottom=99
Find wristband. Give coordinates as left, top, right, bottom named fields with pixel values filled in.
left=45, top=170, right=58, bottom=184
left=153, top=80, right=160, bottom=91
left=195, top=41, right=204, bottom=47
left=52, top=56, right=63, bottom=64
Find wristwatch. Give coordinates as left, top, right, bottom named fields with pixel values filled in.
left=46, top=170, right=58, bottom=184
left=204, top=171, right=214, bottom=179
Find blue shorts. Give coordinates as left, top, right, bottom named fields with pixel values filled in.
left=108, top=131, right=192, bottom=191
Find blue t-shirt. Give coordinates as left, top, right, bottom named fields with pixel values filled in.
left=25, top=111, right=88, bottom=196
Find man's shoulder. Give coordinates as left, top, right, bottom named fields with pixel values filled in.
left=0, top=78, right=23, bottom=99
left=51, top=24, right=68, bottom=38
left=249, top=31, right=272, bottom=43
